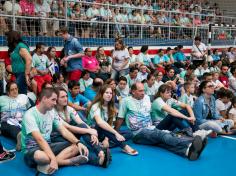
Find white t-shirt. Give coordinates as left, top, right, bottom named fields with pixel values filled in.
left=229, top=107, right=236, bottom=120
left=192, top=42, right=207, bottom=60
left=216, top=99, right=231, bottom=114
left=112, top=49, right=130, bottom=70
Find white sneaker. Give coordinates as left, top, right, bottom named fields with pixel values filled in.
left=193, top=130, right=212, bottom=140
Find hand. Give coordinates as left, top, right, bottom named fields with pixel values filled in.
left=91, top=135, right=99, bottom=145
left=48, top=157, right=58, bottom=174
left=25, top=75, right=31, bottom=87
left=88, top=129, right=98, bottom=136
left=115, top=133, right=125, bottom=142
left=61, top=57, right=69, bottom=64
left=219, top=118, right=225, bottom=122
left=102, top=138, right=109, bottom=148
left=77, top=142, right=89, bottom=157
left=188, top=117, right=196, bottom=124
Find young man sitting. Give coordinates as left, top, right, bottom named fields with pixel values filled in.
left=21, top=88, right=89, bottom=174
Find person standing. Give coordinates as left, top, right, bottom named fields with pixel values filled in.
left=59, top=27, right=84, bottom=82
left=5, top=30, right=32, bottom=94
left=191, top=36, right=207, bottom=67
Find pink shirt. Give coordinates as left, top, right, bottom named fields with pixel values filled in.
left=82, top=56, right=99, bottom=72
left=20, top=0, right=35, bottom=15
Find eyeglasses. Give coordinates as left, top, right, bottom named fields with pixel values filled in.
left=205, top=85, right=214, bottom=88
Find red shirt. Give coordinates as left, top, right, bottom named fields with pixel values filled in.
left=219, top=75, right=229, bottom=88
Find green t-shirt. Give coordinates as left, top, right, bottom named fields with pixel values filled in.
left=56, top=106, right=80, bottom=125
left=151, top=97, right=181, bottom=122
left=118, top=95, right=152, bottom=131
left=21, top=107, right=62, bottom=153
left=10, top=42, right=30, bottom=73
left=87, top=102, right=108, bottom=127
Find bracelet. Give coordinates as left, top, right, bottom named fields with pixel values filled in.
left=75, top=140, right=80, bottom=145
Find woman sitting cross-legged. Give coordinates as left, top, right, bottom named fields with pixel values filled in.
left=53, top=87, right=110, bottom=168
left=87, top=85, right=138, bottom=156
left=193, top=81, right=235, bottom=136
left=0, top=82, right=31, bottom=150
left=151, top=84, right=198, bottom=136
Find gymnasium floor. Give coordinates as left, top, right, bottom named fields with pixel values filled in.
left=0, top=135, right=235, bottom=176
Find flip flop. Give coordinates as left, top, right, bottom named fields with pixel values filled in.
left=122, top=149, right=138, bottom=156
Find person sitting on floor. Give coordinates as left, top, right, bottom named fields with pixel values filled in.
left=87, top=84, right=138, bottom=156
left=53, top=87, right=110, bottom=168
left=193, top=81, right=234, bottom=136
left=21, top=88, right=89, bottom=175
left=115, top=82, right=208, bottom=161
left=0, top=82, right=31, bottom=151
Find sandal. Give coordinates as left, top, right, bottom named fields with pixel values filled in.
left=122, top=149, right=138, bottom=156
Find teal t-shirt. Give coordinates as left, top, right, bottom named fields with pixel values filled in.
left=0, top=94, right=30, bottom=126
left=10, top=42, right=30, bottom=73
left=21, top=107, right=62, bottom=153
left=87, top=102, right=109, bottom=127
left=151, top=97, right=182, bottom=122
left=118, top=95, right=152, bottom=131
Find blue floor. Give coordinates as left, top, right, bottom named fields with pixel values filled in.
left=0, top=135, right=236, bottom=176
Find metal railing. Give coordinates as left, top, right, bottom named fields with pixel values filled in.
left=0, top=1, right=236, bottom=47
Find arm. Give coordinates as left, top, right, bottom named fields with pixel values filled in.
left=180, top=103, right=195, bottom=120
left=94, top=114, right=119, bottom=135
left=115, top=118, right=124, bottom=131
left=120, top=57, right=129, bottom=69
left=193, top=98, right=207, bottom=124
left=31, top=131, right=58, bottom=172
left=162, top=104, right=190, bottom=120
left=68, top=102, right=86, bottom=111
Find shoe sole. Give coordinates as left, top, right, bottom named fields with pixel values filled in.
left=0, top=153, right=16, bottom=164
left=102, top=148, right=111, bottom=168
left=188, top=136, right=202, bottom=161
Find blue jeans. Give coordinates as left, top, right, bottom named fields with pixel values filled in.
left=156, top=110, right=198, bottom=132
left=51, top=123, right=102, bottom=166
left=95, top=126, right=127, bottom=149
left=111, top=68, right=129, bottom=81
left=15, top=72, right=27, bottom=94
left=133, top=128, right=193, bottom=157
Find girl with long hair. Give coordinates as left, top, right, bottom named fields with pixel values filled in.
left=87, top=85, right=138, bottom=156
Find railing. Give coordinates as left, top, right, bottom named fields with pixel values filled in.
left=0, top=1, right=236, bottom=47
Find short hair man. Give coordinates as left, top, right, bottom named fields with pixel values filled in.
left=21, top=88, right=89, bottom=174
left=116, top=82, right=207, bottom=161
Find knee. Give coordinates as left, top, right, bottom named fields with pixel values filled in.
left=34, top=150, right=50, bottom=164
left=209, top=121, right=222, bottom=133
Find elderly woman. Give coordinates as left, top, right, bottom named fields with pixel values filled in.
left=0, top=82, right=31, bottom=150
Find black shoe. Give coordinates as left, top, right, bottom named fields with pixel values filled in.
left=102, top=148, right=111, bottom=168
left=0, top=151, right=16, bottom=163
left=187, top=135, right=202, bottom=161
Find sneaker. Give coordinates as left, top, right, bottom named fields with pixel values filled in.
left=193, top=130, right=212, bottom=140
left=187, top=136, right=203, bottom=161
left=70, top=155, right=89, bottom=166
left=0, top=151, right=16, bottom=163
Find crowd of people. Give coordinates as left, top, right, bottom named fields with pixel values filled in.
left=1, top=26, right=236, bottom=174
left=0, top=0, right=228, bottom=39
